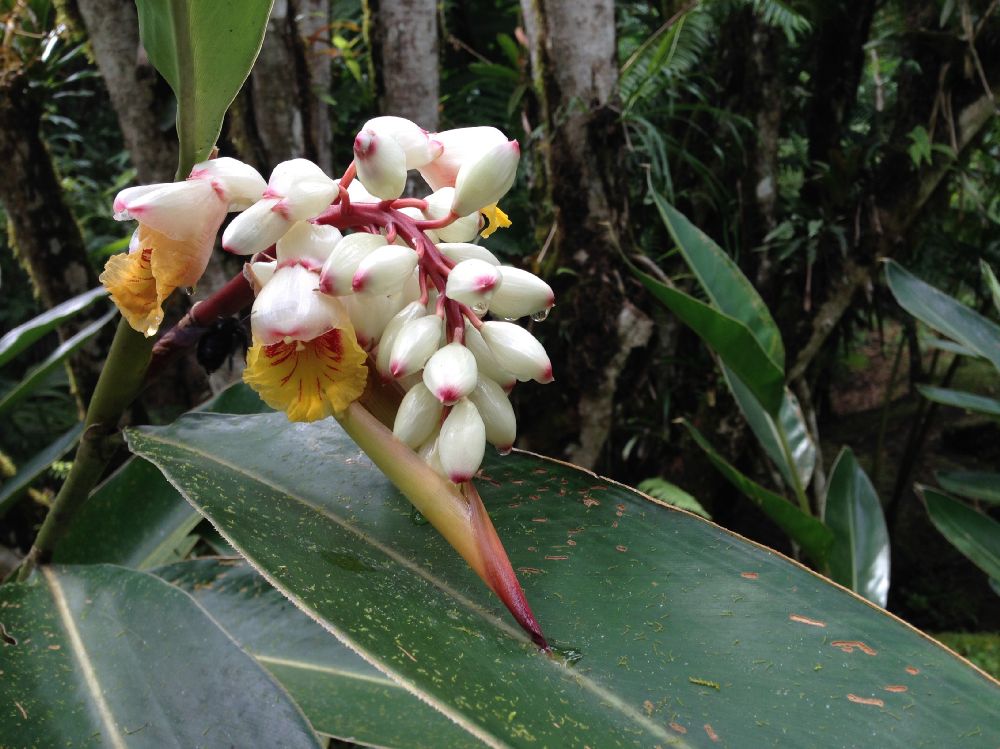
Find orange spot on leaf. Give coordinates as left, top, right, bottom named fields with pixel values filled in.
left=847, top=694, right=884, bottom=707
left=740, top=572, right=759, bottom=580
left=616, top=545, right=628, bottom=552
left=788, top=614, right=827, bottom=627
left=831, top=640, right=877, bottom=656
left=531, top=517, right=548, bottom=523
left=582, top=497, right=600, bottom=508
left=544, top=555, right=568, bottom=561
left=883, top=685, right=908, bottom=693
left=905, top=666, right=920, bottom=675
left=704, top=724, right=720, bottom=742
left=669, top=722, right=687, bottom=735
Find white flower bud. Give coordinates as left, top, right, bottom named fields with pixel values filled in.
left=340, top=291, right=394, bottom=350
left=318, top=233, right=389, bottom=295
left=276, top=222, right=342, bottom=268
left=250, top=265, right=333, bottom=345
left=469, top=376, right=516, bottom=452
left=463, top=322, right=516, bottom=390
left=451, top=139, right=519, bottom=216
left=424, top=188, right=480, bottom=243
left=352, top=245, right=419, bottom=295
left=117, top=180, right=221, bottom=240
left=266, top=159, right=339, bottom=221
left=423, top=342, right=478, bottom=405
left=363, top=116, right=442, bottom=168
left=222, top=198, right=295, bottom=255
left=393, top=382, right=443, bottom=448
left=189, top=157, right=267, bottom=210
left=246, top=260, right=276, bottom=291
left=480, top=321, right=553, bottom=383
left=418, top=126, right=508, bottom=191
left=376, top=301, right=427, bottom=378
left=389, top=315, right=444, bottom=377
left=113, top=184, right=161, bottom=220
left=445, top=258, right=502, bottom=310
left=417, top=429, right=445, bottom=478
left=354, top=128, right=407, bottom=200
left=346, top=179, right=381, bottom=204
left=487, top=266, right=555, bottom=320
left=438, top=398, right=486, bottom=483
left=436, top=242, right=501, bottom=266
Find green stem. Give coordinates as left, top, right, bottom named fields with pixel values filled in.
left=15, top=318, right=152, bottom=581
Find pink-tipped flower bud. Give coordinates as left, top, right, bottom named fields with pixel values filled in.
left=340, top=291, right=394, bottom=350
left=393, top=382, right=443, bottom=448
left=276, top=222, right=342, bottom=269
left=417, top=126, right=508, bottom=191
left=246, top=260, right=277, bottom=292
left=363, top=116, right=442, bottom=168
left=389, top=315, right=444, bottom=377
left=451, top=139, right=519, bottom=216
left=189, top=157, right=267, bottom=211
left=445, top=258, right=502, bottom=309
left=423, top=188, right=480, bottom=243
left=468, top=376, right=517, bottom=453
left=352, top=245, right=419, bottom=295
left=222, top=198, right=295, bottom=255
left=422, top=342, right=478, bottom=405
left=354, top=128, right=407, bottom=200
left=438, top=398, right=486, bottom=483
left=487, top=266, right=555, bottom=320
left=480, top=321, right=553, bottom=384
left=116, top=180, right=221, bottom=241
left=463, top=322, right=516, bottom=389
left=250, top=265, right=335, bottom=345
left=266, top=159, right=339, bottom=221
left=318, top=233, right=389, bottom=296
left=435, top=242, right=501, bottom=266
left=376, top=301, right=427, bottom=378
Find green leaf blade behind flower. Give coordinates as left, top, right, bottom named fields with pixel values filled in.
left=135, top=0, right=274, bottom=175
left=935, top=470, right=1000, bottom=504
left=125, top=412, right=998, bottom=747
left=916, top=385, right=1000, bottom=417
left=0, top=286, right=108, bottom=368
left=922, top=486, right=1000, bottom=581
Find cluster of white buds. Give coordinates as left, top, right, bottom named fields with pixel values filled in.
left=103, top=115, right=554, bottom=487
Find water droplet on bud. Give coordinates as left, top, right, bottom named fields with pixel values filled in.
left=181, top=287, right=195, bottom=296
left=495, top=445, right=513, bottom=456
left=471, top=302, right=489, bottom=316
left=501, top=316, right=519, bottom=322
left=530, top=308, right=550, bottom=322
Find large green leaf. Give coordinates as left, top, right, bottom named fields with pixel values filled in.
left=135, top=0, right=273, bottom=174
left=916, top=385, right=1000, bottom=417
left=679, top=418, right=833, bottom=565
left=0, top=309, right=116, bottom=418
left=0, top=287, right=108, bottom=368
left=650, top=187, right=785, bottom=371
left=53, top=383, right=271, bottom=567
left=922, top=486, right=1000, bottom=582
left=721, top=364, right=815, bottom=492
left=0, top=564, right=320, bottom=747
left=824, top=448, right=890, bottom=607
left=0, top=422, right=82, bottom=517
left=936, top=470, right=1000, bottom=504
left=886, top=260, right=1000, bottom=372
left=156, top=558, right=483, bottom=748
left=636, top=271, right=785, bottom=414
left=125, top=412, right=1000, bottom=747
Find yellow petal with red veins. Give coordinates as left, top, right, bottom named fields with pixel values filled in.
left=479, top=203, right=511, bottom=238
left=99, top=247, right=174, bottom=337
left=243, top=329, right=368, bottom=421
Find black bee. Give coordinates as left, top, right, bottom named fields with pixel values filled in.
left=196, top=317, right=249, bottom=374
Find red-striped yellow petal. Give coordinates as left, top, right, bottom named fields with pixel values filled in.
left=243, top=329, right=368, bottom=421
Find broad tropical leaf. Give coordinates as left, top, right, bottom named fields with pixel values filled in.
left=0, top=564, right=320, bottom=747
left=721, top=364, right=815, bottom=492
left=156, top=558, right=483, bottom=748
left=824, top=448, right=890, bottom=607
left=0, top=287, right=108, bottom=368
left=935, top=470, right=1000, bottom=504
left=125, top=412, right=998, bottom=747
left=0, top=422, right=82, bottom=517
left=679, top=418, right=832, bottom=565
left=916, top=385, right=1000, bottom=417
left=135, top=0, right=273, bottom=174
left=922, top=486, right=1000, bottom=582
left=886, top=260, right=1000, bottom=372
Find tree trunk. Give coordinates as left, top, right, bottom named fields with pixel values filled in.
left=519, top=0, right=649, bottom=469
left=230, top=0, right=333, bottom=174
left=0, top=74, right=105, bottom=412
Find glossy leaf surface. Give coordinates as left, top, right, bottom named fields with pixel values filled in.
left=824, top=448, right=890, bottom=606
left=935, top=470, right=1000, bottom=504
left=886, top=260, right=1000, bottom=371
left=722, top=365, right=815, bottom=492
left=0, top=309, right=116, bottom=418
left=156, top=558, right=483, bottom=748
left=636, top=271, right=784, bottom=414
left=0, top=287, right=108, bottom=368
left=922, top=486, right=1000, bottom=581
left=0, top=564, right=320, bottom=747
left=127, top=412, right=998, bottom=747
left=0, top=422, right=82, bottom=517
left=916, top=385, right=1000, bottom=417
left=135, top=0, right=273, bottom=173
left=54, top=383, right=271, bottom=567
left=680, top=418, right=832, bottom=565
